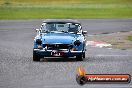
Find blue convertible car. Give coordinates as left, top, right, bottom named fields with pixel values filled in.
left=33, top=19, right=87, bottom=61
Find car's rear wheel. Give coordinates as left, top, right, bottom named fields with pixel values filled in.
left=33, top=51, right=40, bottom=61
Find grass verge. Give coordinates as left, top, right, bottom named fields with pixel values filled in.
left=0, top=6, right=132, bottom=19
left=127, top=35, right=132, bottom=41
left=0, top=0, right=132, bottom=19
left=87, top=32, right=132, bottom=49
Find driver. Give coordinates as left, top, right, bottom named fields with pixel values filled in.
left=46, top=24, right=56, bottom=31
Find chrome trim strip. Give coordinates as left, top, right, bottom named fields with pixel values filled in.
left=33, top=49, right=82, bottom=53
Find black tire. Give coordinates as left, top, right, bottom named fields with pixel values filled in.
left=33, top=51, right=40, bottom=61
left=76, top=54, right=83, bottom=61
left=83, top=52, right=85, bottom=58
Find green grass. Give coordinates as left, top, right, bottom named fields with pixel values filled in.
left=127, top=35, right=132, bottom=41
left=0, top=0, right=132, bottom=19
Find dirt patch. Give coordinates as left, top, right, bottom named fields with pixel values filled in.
left=87, top=31, right=132, bottom=49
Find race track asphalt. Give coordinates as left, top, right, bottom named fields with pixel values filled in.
left=0, top=19, right=132, bottom=88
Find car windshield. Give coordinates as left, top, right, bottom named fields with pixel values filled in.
left=41, top=22, right=81, bottom=33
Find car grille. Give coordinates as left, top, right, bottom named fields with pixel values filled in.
left=43, top=44, right=72, bottom=50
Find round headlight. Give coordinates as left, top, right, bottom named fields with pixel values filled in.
left=74, top=40, right=81, bottom=46
left=36, top=39, right=42, bottom=44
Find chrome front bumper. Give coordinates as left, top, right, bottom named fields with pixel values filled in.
left=33, top=49, right=84, bottom=57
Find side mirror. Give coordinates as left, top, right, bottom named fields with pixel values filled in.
left=36, top=29, right=40, bottom=32
left=82, top=31, right=87, bottom=35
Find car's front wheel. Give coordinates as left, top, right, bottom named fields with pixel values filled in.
left=33, top=51, right=40, bottom=61
left=76, top=54, right=83, bottom=61
left=83, top=52, right=85, bottom=58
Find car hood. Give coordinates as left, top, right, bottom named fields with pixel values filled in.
left=41, top=33, right=78, bottom=44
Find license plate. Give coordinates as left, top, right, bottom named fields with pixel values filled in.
left=51, top=50, right=63, bottom=56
